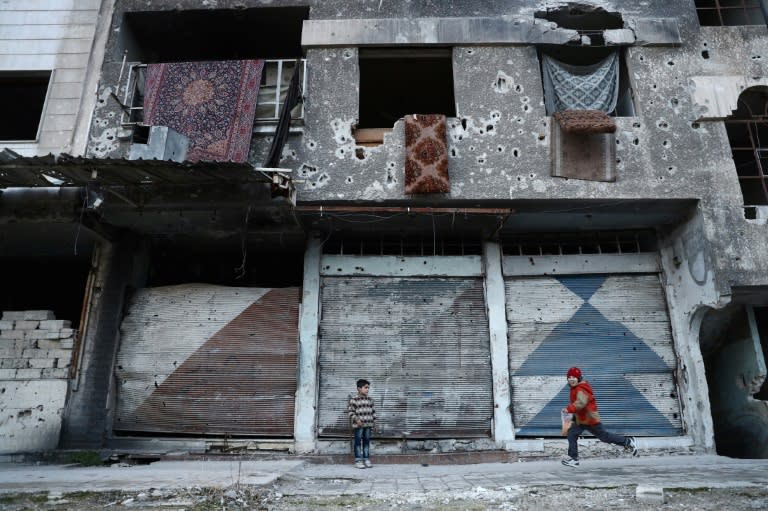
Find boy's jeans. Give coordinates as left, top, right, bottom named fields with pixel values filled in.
left=567, top=422, right=627, bottom=459
left=353, top=426, right=372, bottom=461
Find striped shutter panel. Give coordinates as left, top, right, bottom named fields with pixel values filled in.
left=507, top=274, right=682, bottom=437
left=317, top=277, right=493, bottom=438
left=114, top=284, right=299, bottom=436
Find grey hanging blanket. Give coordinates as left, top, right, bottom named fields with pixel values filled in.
left=542, top=52, right=620, bottom=114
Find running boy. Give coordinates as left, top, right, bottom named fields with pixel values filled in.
left=561, top=367, right=638, bottom=467
left=348, top=378, right=377, bottom=468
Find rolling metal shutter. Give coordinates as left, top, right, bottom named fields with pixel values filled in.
left=317, top=277, right=493, bottom=438
left=114, top=284, right=299, bottom=436
left=507, top=273, right=682, bottom=437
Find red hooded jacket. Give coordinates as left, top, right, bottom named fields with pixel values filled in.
left=566, top=380, right=602, bottom=426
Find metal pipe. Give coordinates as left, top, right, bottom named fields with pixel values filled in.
left=295, top=205, right=514, bottom=215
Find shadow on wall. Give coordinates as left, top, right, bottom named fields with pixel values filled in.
left=701, top=304, right=768, bottom=458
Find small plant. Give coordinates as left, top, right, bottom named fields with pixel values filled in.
left=65, top=450, right=103, bottom=466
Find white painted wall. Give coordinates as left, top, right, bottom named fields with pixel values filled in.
left=0, top=0, right=103, bottom=156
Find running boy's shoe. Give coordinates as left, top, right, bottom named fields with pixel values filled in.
left=364, top=460, right=373, bottom=468
left=355, top=460, right=365, bottom=469
left=561, top=456, right=579, bottom=467
left=625, top=436, right=639, bottom=456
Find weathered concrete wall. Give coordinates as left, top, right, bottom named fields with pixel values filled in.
left=0, top=311, right=75, bottom=454
left=0, top=0, right=107, bottom=156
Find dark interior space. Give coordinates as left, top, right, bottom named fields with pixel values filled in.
left=725, top=87, right=768, bottom=207
left=755, top=306, right=768, bottom=400
left=0, top=72, right=51, bottom=141
left=535, top=2, right=623, bottom=46
left=146, top=241, right=304, bottom=288
left=695, top=0, right=764, bottom=27
left=119, top=7, right=308, bottom=62
left=358, top=48, right=456, bottom=129
left=0, top=257, right=90, bottom=328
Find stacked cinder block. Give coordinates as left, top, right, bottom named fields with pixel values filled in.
left=0, top=310, right=75, bottom=380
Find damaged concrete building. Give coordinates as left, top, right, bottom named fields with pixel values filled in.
left=1, top=0, right=767, bottom=460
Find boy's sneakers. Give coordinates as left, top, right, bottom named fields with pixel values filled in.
left=355, top=460, right=365, bottom=469
left=561, top=456, right=579, bottom=467
left=364, top=460, right=373, bottom=468
left=626, top=436, right=639, bottom=456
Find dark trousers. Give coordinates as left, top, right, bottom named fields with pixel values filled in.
left=567, top=422, right=627, bottom=459
left=353, top=426, right=372, bottom=461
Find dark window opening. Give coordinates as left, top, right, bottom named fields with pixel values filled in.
left=755, top=306, right=768, bottom=400
left=0, top=257, right=90, bottom=329
left=501, top=230, right=657, bottom=257
left=0, top=72, right=51, bottom=141
left=695, top=0, right=765, bottom=26
left=147, top=243, right=304, bottom=288
left=725, top=87, right=768, bottom=208
left=539, top=46, right=635, bottom=117
left=119, top=8, right=308, bottom=62
left=535, top=2, right=624, bottom=46
left=358, top=48, right=456, bottom=129
left=322, top=236, right=482, bottom=257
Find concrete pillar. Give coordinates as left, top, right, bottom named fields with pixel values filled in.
left=483, top=241, right=515, bottom=445
left=294, top=233, right=323, bottom=453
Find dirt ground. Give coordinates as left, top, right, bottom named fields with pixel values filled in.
left=1, top=485, right=767, bottom=510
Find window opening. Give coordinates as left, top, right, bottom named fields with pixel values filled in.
left=357, top=48, right=456, bottom=130
left=539, top=46, right=634, bottom=117
left=500, top=230, right=656, bottom=257
left=535, top=3, right=623, bottom=47
left=724, top=87, right=768, bottom=209
left=695, top=0, right=765, bottom=26
left=322, top=236, right=482, bottom=257
left=0, top=71, right=51, bottom=141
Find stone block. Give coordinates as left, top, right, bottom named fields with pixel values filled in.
left=0, top=349, right=17, bottom=358
left=0, top=369, right=16, bottom=379
left=23, top=311, right=55, bottom=321
left=21, top=349, right=46, bottom=359
left=15, top=368, right=42, bottom=379
left=1, top=312, right=25, bottom=321
left=59, top=339, right=74, bottom=349
left=24, top=330, right=49, bottom=340
left=41, top=368, right=69, bottom=379
left=39, top=320, right=71, bottom=330
left=36, top=340, right=62, bottom=349
left=0, top=320, right=14, bottom=330
left=47, top=349, right=72, bottom=360
left=13, top=321, right=40, bottom=330
left=1, top=330, right=26, bottom=340
left=0, top=359, right=27, bottom=369
left=27, top=359, right=55, bottom=369
left=59, top=328, right=75, bottom=338
left=636, top=485, right=665, bottom=504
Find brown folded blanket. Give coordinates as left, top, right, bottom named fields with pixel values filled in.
left=553, top=109, right=616, bottom=134
left=404, top=114, right=450, bottom=194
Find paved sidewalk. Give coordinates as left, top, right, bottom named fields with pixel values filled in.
left=0, top=455, right=766, bottom=496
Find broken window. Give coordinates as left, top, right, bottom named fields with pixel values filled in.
left=0, top=71, right=51, bottom=141
left=695, top=0, right=765, bottom=26
left=724, top=87, right=768, bottom=212
left=356, top=48, right=456, bottom=144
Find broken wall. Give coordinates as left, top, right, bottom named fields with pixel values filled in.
left=0, top=311, right=75, bottom=454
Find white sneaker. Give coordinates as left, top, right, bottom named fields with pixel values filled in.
left=561, top=456, right=579, bottom=467
left=626, top=436, right=639, bottom=456
left=364, top=460, right=373, bottom=468
left=355, top=460, right=365, bottom=469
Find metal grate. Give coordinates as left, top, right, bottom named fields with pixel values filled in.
left=695, top=0, right=764, bottom=26
left=501, top=230, right=657, bottom=257
left=322, top=237, right=483, bottom=256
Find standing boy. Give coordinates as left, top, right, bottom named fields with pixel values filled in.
left=348, top=378, right=377, bottom=469
left=561, top=367, right=638, bottom=467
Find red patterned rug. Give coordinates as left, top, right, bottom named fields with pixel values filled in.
left=404, top=114, right=450, bottom=194
left=144, top=60, right=264, bottom=162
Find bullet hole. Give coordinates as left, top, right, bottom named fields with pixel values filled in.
left=515, top=84, right=523, bottom=93
left=386, top=171, right=395, bottom=184
left=670, top=98, right=679, bottom=106
left=633, top=122, right=641, bottom=128
left=355, top=148, right=365, bottom=160
left=523, top=105, right=529, bottom=112
left=667, top=60, right=675, bottom=66
left=477, top=156, right=486, bottom=164
left=469, top=145, right=475, bottom=152
left=512, top=148, right=520, bottom=157
left=529, top=173, right=534, bottom=178
left=495, top=77, right=507, bottom=91
left=491, top=111, right=501, bottom=120
left=466, top=49, right=474, bottom=55
left=652, top=84, right=657, bottom=90
left=662, top=140, right=670, bottom=147
left=639, top=55, right=645, bottom=62
left=450, top=148, right=457, bottom=157
left=478, top=129, right=484, bottom=134
left=318, top=173, right=329, bottom=184
left=616, top=157, right=622, bottom=164
left=752, top=55, right=762, bottom=60
left=658, top=175, right=665, bottom=181
left=517, top=176, right=522, bottom=181
left=340, top=136, right=347, bottom=142
left=657, top=120, right=669, bottom=129
left=668, top=166, right=676, bottom=172
left=702, top=50, right=710, bottom=59
left=345, top=176, right=353, bottom=184
left=691, top=122, right=700, bottom=129
left=343, top=49, right=353, bottom=59
left=388, top=161, right=396, bottom=169
left=461, top=118, right=468, bottom=130
left=497, top=145, right=505, bottom=153
left=299, top=164, right=317, bottom=177
left=486, top=125, right=494, bottom=132
left=616, top=139, right=621, bottom=145
left=308, top=140, right=317, bottom=149
left=633, top=138, right=639, bottom=145
left=18, top=409, right=32, bottom=418
left=97, top=98, right=106, bottom=105
left=516, top=117, right=524, bottom=124
left=519, top=129, right=524, bottom=135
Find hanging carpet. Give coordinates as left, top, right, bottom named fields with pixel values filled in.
left=542, top=52, right=619, bottom=114
left=404, top=114, right=450, bottom=194
left=144, top=60, right=264, bottom=162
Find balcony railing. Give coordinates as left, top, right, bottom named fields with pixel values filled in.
left=118, top=58, right=306, bottom=134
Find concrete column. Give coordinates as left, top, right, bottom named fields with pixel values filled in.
left=294, top=233, right=323, bottom=453
left=483, top=241, right=514, bottom=445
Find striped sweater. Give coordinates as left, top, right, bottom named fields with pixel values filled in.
left=348, top=393, right=377, bottom=428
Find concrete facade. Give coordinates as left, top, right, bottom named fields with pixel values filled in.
left=1, top=0, right=767, bottom=458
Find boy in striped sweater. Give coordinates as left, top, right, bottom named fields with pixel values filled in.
left=348, top=378, right=377, bottom=468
